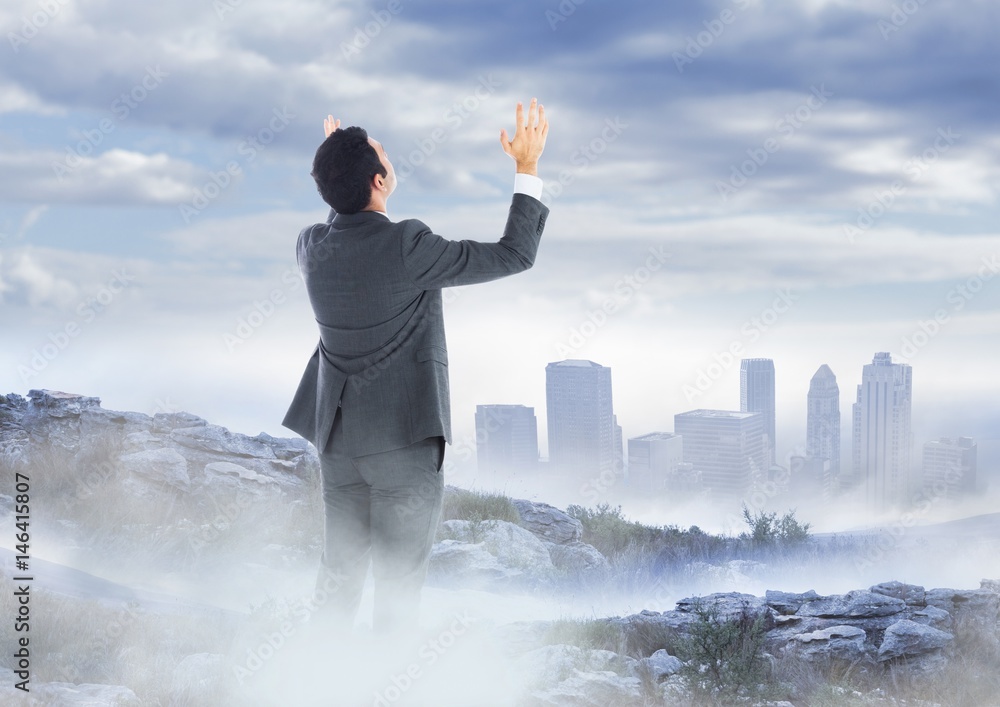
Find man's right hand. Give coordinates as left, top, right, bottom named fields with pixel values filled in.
left=500, top=98, right=548, bottom=176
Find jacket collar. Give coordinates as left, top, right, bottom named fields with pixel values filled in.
left=330, top=209, right=391, bottom=227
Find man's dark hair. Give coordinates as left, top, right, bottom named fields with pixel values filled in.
left=311, top=126, right=387, bottom=214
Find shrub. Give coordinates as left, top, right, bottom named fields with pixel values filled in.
left=440, top=487, right=521, bottom=524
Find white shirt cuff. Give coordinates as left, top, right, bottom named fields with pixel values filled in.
left=513, top=173, right=543, bottom=201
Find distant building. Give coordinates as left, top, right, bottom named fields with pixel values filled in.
left=923, top=437, right=977, bottom=499
left=546, top=359, right=616, bottom=477
left=807, top=364, right=841, bottom=492
left=852, top=352, right=913, bottom=511
left=613, top=415, right=624, bottom=476
left=674, top=409, right=768, bottom=497
left=741, top=359, right=776, bottom=467
left=475, top=404, right=538, bottom=474
left=627, top=432, right=682, bottom=492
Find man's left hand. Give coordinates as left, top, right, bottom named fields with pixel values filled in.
left=324, top=115, right=342, bottom=138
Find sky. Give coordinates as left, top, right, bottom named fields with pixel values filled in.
left=1, top=0, right=998, bottom=507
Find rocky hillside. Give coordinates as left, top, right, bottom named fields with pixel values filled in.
left=1, top=389, right=998, bottom=706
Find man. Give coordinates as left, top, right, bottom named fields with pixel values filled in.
left=281, top=99, right=549, bottom=637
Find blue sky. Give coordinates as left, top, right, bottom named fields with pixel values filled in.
left=1, top=0, right=998, bottom=480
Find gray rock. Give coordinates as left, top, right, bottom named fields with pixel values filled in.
left=513, top=498, right=583, bottom=545
left=676, top=591, right=773, bottom=625
left=547, top=540, right=609, bottom=574
left=121, top=430, right=163, bottom=453
left=630, top=648, right=683, bottom=681
left=790, top=625, right=869, bottom=662
left=119, top=447, right=190, bottom=490
left=527, top=670, right=643, bottom=707
left=428, top=539, right=522, bottom=588
left=870, top=580, right=925, bottom=606
left=766, top=589, right=822, bottom=615
left=254, top=431, right=311, bottom=461
left=27, top=389, right=101, bottom=417
left=514, top=644, right=634, bottom=688
left=437, top=519, right=554, bottom=577
left=910, top=605, right=952, bottom=631
left=796, top=590, right=906, bottom=619
left=203, top=461, right=278, bottom=487
left=925, top=588, right=1000, bottom=622
left=877, top=619, right=953, bottom=662
left=152, top=411, right=208, bottom=433
left=170, top=424, right=276, bottom=459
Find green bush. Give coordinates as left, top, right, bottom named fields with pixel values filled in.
left=440, top=487, right=521, bottom=524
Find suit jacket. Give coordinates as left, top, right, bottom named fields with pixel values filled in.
left=281, top=192, right=549, bottom=457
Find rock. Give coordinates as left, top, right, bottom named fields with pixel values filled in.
left=877, top=619, right=953, bottom=662
left=514, top=644, right=634, bottom=688
left=982, top=578, right=1000, bottom=593
left=526, top=669, right=643, bottom=707
left=796, top=590, right=906, bottom=619
left=203, top=461, right=278, bottom=487
left=122, top=430, right=163, bottom=453
left=676, top=591, right=773, bottom=625
left=170, top=424, right=277, bottom=460
left=629, top=648, right=683, bottom=681
left=910, top=605, right=952, bottom=631
left=441, top=519, right=553, bottom=570
left=119, top=447, right=190, bottom=490
left=0, top=665, right=142, bottom=706
left=254, top=431, right=311, bottom=461
left=428, top=539, right=521, bottom=588
left=766, top=589, right=822, bottom=615
left=152, top=411, right=208, bottom=433
left=790, top=625, right=869, bottom=662
left=513, top=499, right=583, bottom=545
left=925, top=588, right=1000, bottom=623
left=547, top=540, right=609, bottom=574
left=27, top=389, right=101, bottom=417
left=870, top=580, right=925, bottom=606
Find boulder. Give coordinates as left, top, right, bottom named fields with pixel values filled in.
left=870, top=581, right=925, bottom=606
left=170, top=424, right=276, bottom=460
left=766, top=589, right=822, bottom=615
left=789, top=625, right=869, bottom=662
left=203, top=461, right=278, bottom=488
left=119, top=447, right=190, bottom=490
left=796, top=590, right=906, bottom=619
left=547, top=540, right=609, bottom=574
left=877, top=619, right=953, bottom=662
left=513, top=499, right=583, bottom=545
left=439, top=519, right=554, bottom=574
left=629, top=648, right=683, bottom=681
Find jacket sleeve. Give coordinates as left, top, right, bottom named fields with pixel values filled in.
left=399, top=193, right=549, bottom=290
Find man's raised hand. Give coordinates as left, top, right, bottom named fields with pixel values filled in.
left=500, top=98, right=548, bottom=176
left=324, top=115, right=342, bottom=138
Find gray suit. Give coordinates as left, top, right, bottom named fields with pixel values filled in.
left=282, top=192, right=548, bottom=633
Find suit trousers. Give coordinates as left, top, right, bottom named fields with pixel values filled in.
left=313, top=408, right=445, bottom=636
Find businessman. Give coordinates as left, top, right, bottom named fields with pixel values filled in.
left=282, top=99, right=549, bottom=637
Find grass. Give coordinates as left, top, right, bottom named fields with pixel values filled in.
left=440, top=486, right=522, bottom=525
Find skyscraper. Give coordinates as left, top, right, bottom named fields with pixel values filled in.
left=807, top=364, right=840, bottom=491
left=923, top=437, right=976, bottom=499
left=627, top=432, right=683, bottom=492
left=741, top=358, right=776, bottom=467
left=475, top=404, right=538, bottom=474
left=546, top=359, right=615, bottom=477
left=852, top=352, right=913, bottom=511
left=674, top=409, right=768, bottom=497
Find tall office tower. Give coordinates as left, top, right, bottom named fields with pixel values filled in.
left=807, top=364, right=841, bottom=490
left=923, top=437, right=977, bottom=499
left=674, top=409, right=768, bottom=497
left=546, top=359, right=615, bottom=476
left=852, top=352, right=913, bottom=511
left=475, top=404, right=539, bottom=474
left=627, top=432, right=682, bottom=492
left=741, top=358, right=776, bottom=467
